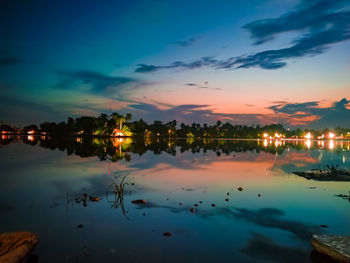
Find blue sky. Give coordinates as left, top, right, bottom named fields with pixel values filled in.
left=0, top=0, right=350, bottom=128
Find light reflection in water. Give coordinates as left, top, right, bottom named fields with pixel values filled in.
left=264, top=139, right=268, bottom=147
left=305, top=139, right=311, bottom=149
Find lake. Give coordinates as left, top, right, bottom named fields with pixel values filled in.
left=0, top=136, right=349, bottom=262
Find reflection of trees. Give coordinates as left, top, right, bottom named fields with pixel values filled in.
left=1, top=136, right=349, bottom=163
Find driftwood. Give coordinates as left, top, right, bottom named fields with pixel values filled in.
left=0, top=232, right=38, bottom=263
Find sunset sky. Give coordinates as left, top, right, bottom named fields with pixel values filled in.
left=0, top=0, right=349, bottom=128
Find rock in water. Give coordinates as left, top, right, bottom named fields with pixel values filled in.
left=0, top=232, right=38, bottom=263
left=311, top=235, right=350, bottom=263
left=131, top=199, right=146, bottom=204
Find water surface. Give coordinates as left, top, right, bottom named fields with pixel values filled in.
left=0, top=136, right=349, bottom=262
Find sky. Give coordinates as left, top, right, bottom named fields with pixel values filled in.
left=0, top=0, right=350, bottom=128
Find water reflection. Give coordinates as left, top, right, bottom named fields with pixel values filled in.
left=1, top=136, right=350, bottom=262
left=1, top=136, right=350, bottom=162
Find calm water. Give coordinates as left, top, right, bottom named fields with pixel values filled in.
left=0, top=136, right=349, bottom=263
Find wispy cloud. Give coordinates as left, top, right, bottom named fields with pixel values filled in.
left=135, top=0, right=350, bottom=72
left=56, top=71, right=147, bottom=99
left=169, top=36, right=201, bottom=47
left=135, top=57, right=218, bottom=73
left=184, top=82, right=223, bottom=90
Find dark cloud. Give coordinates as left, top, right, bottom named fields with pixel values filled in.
left=184, top=82, right=223, bottom=90
left=56, top=70, right=137, bottom=95
left=128, top=98, right=349, bottom=128
left=135, top=0, right=350, bottom=71
left=268, top=98, right=350, bottom=128
left=0, top=93, right=67, bottom=125
left=0, top=56, right=21, bottom=66
left=135, top=57, right=218, bottom=73
left=243, top=0, right=348, bottom=45
left=169, top=36, right=201, bottom=47
left=129, top=102, right=264, bottom=125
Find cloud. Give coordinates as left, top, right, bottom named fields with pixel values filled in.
left=0, top=93, right=67, bottom=125
left=135, top=0, right=350, bottom=72
left=243, top=0, right=349, bottom=45
left=268, top=98, right=350, bottom=128
left=57, top=71, right=136, bottom=94
left=55, top=71, right=144, bottom=100
left=169, top=36, right=201, bottom=47
left=128, top=98, right=350, bottom=128
left=135, top=57, right=218, bottom=73
left=0, top=56, right=21, bottom=66
left=184, top=82, right=223, bottom=90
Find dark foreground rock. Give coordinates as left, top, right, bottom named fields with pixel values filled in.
left=293, top=170, right=350, bottom=181
left=0, top=232, right=38, bottom=263
left=311, top=235, right=350, bottom=263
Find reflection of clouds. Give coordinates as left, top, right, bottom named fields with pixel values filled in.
left=270, top=152, right=319, bottom=172
left=132, top=201, right=321, bottom=241
left=241, top=233, right=309, bottom=263
left=231, top=208, right=320, bottom=241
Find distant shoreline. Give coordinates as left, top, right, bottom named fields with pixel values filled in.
left=2, top=134, right=350, bottom=141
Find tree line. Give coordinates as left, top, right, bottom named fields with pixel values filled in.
left=1, top=112, right=349, bottom=138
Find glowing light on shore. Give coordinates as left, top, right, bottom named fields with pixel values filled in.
left=28, top=135, right=34, bottom=141
left=275, top=133, right=281, bottom=138
left=328, top=132, right=335, bottom=139
left=263, top=133, right=268, bottom=138
left=27, top=130, right=35, bottom=134
left=304, top=132, right=312, bottom=139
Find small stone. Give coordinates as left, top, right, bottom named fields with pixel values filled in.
left=179, top=203, right=182, bottom=205
left=237, top=187, right=243, bottom=191
left=225, top=198, right=229, bottom=202
left=131, top=183, right=135, bottom=185
left=190, top=208, right=195, bottom=213
left=163, top=232, right=172, bottom=237
left=258, top=194, right=261, bottom=197
left=142, top=213, right=146, bottom=216
left=132, top=199, right=146, bottom=204
left=89, top=196, right=100, bottom=202
left=320, top=225, right=329, bottom=228
left=227, top=192, right=229, bottom=196
left=194, top=204, right=198, bottom=207
left=77, top=224, right=83, bottom=228
left=199, top=201, right=203, bottom=203
left=211, top=204, right=215, bottom=207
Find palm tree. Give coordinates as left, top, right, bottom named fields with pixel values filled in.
left=125, top=113, right=133, bottom=122
left=110, top=113, right=124, bottom=130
